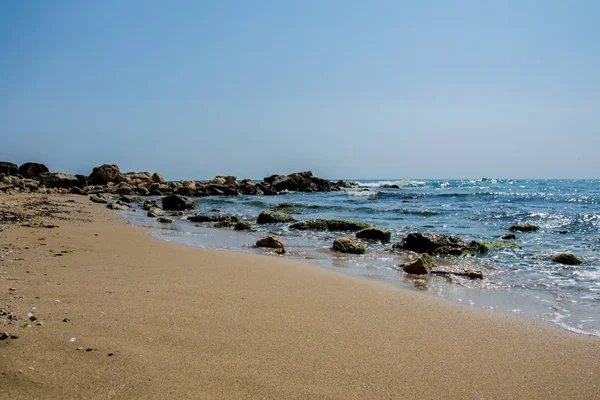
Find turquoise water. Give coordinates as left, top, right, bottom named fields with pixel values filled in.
left=122, top=179, right=600, bottom=336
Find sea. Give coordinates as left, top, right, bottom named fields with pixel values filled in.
left=121, top=179, right=600, bottom=336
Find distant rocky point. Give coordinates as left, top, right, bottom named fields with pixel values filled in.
left=0, top=162, right=357, bottom=197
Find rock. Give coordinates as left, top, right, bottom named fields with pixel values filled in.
left=500, top=234, right=517, bottom=240
left=124, top=172, right=152, bottom=182
left=509, top=224, right=539, bottom=232
left=0, top=332, right=9, bottom=340
left=382, top=184, right=400, bottom=189
left=75, top=174, right=89, bottom=188
left=89, top=164, right=123, bottom=186
left=152, top=172, right=166, bottom=184
left=147, top=207, right=164, bottom=217
left=90, top=194, right=108, bottom=204
left=392, top=232, right=487, bottom=256
left=214, top=219, right=237, bottom=228
left=39, top=172, right=80, bottom=188
left=336, top=180, right=360, bottom=188
left=18, top=162, right=49, bottom=179
left=256, top=235, right=286, bottom=254
left=0, top=162, right=19, bottom=176
left=188, top=214, right=239, bottom=223
left=157, top=217, right=173, bottom=224
left=401, top=254, right=436, bottom=275
left=142, top=200, right=158, bottom=210
left=234, top=221, right=252, bottom=231
left=161, top=195, right=194, bottom=211
left=431, top=269, right=484, bottom=280
left=552, top=253, right=583, bottom=265
left=106, top=203, right=129, bottom=211
left=70, top=187, right=87, bottom=195
left=290, top=219, right=371, bottom=232
left=356, top=227, right=391, bottom=243
left=332, top=237, right=366, bottom=254
left=256, top=210, right=295, bottom=224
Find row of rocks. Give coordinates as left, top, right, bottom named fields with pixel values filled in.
left=1, top=161, right=356, bottom=197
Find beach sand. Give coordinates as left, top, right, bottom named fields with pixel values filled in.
left=1, top=194, right=598, bottom=399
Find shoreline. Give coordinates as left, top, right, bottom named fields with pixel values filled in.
left=1, top=193, right=599, bottom=399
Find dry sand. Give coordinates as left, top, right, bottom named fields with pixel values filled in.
left=0, top=193, right=598, bottom=399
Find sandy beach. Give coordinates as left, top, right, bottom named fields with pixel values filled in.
left=0, top=193, right=598, bottom=399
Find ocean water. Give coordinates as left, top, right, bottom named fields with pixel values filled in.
left=121, top=179, right=600, bottom=336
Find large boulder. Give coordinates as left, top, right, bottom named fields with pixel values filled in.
left=161, top=195, right=194, bottom=211
left=356, top=227, right=391, bottom=243
left=124, top=172, right=153, bottom=183
left=256, top=210, right=295, bottom=224
left=39, top=172, right=80, bottom=189
left=18, top=162, right=49, bottom=179
left=290, top=219, right=371, bottom=232
left=89, top=164, right=123, bottom=185
left=152, top=172, right=166, bottom=184
left=392, top=232, right=487, bottom=256
left=332, top=237, right=366, bottom=254
left=256, top=235, right=286, bottom=254
left=401, top=254, right=436, bottom=275
left=0, top=162, right=19, bottom=176
left=552, top=253, right=583, bottom=265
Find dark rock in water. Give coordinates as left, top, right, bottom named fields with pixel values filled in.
left=336, top=180, right=359, bottom=188
left=18, top=162, right=49, bottom=179
left=431, top=269, right=484, bottom=280
left=509, top=224, right=539, bottom=232
left=392, top=232, right=487, bottom=256
left=142, top=200, right=158, bottom=211
left=234, top=221, right=252, bottom=231
left=39, top=172, right=80, bottom=189
left=552, top=253, right=583, bottom=265
left=0, top=162, right=19, bottom=176
left=500, top=234, right=517, bottom=240
left=89, top=164, right=123, bottom=186
left=400, top=254, right=436, bottom=275
left=290, top=219, right=371, bottom=232
left=256, top=235, right=286, bottom=254
left=332, top=237, right=366, bottom=254
left=188, top=214, right=239, bottom=223
left=256, top=210, right=295, bottom=224
left=162, top=195, right=194, bottom=211
left=381, top=184, right=400, bottom=189
left=157, top=217, right=173, bottom=224
left=147, top=207, right=164, bottom=217
left=152, top=172, right=166, bottom=184
left=214, top=219, right=237, bottom=228
left=356, top=227, right=391, bottom=243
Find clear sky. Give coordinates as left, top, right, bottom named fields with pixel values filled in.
left=1, top=1, right=598, bottom=180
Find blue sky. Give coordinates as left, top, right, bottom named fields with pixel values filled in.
left=1, top=0, right=598, bottom=179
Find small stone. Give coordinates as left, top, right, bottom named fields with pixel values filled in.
left=77, top=346, right=83, bottom=351
left=10, top=335, right=18, bottom=339
left=62, top=318, right=71, bottom=323
left=0, top=332, right=9, bottom=340
left=107, top=353, right=114, bottom=357
left=35, top=321, right=44, bottom=326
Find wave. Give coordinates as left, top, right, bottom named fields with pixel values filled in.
left=357, top=179, right=426, bottom=188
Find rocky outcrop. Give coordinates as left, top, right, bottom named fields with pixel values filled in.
left=39, top=172, right=81, bottom=189
left=262, top=171, right=339, bottom=194
left=509, top=224, right=539, bottom=232
left=355, top=227, right=391, bottom=243
left=400, top=254, right=436, bottom=275
left=161, top=195, right=194, bottom=211
left=0, top=162, right=19, bottom=176
left=332, top=237, right=366, bottom=254
left=290, top=219, right=371, bottom=232
left=256, top=210, right=295, bottom=224
left=234, top=221, right=252, bottom=231
left=89, top=164, right=123, bottom=186
left=392, top=232, right=488, bottom=256
left=552, top=253, right=582, bottom=265
left=18, top=162, right=49, bottom=179
left=256, top=235, right=286, bottom=254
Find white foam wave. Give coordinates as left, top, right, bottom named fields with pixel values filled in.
left=359, top=180, right=426, bottom=188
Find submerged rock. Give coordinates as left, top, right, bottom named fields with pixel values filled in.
left=290, top=219, right=371, bottom=232
left=234, top=221, right=252, bottom=231
left=552, top=253, right=583, bottom=265
left=509, top=224, right=539, bottom=232
left=332, top=237, right=366, bottom=254
left=256, top=210, right=295, bottom=224
left=500, top=234, right=517, bottom=240
left=400, top=254, right=436, bottom=275
left=256, top=235, right=286, bottom=254
left=161, top=195, right=194, bottom=211
left=393, top=232, right=487, bottom=256
left=19, top=162, right=49, bottom=179
left=355, top=227, right=391, bottom=243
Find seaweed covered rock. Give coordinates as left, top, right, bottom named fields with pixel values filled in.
left=256, top=235, right=286, bottom=254
left=392, top=232, right=487, bottom=256
left=400, top=254, right=436, bottom=275
left=509, top=224, right=539, bottom=232
left=356, top=227, right=391, bottom=243
left=332, top=237, right=366, bottom=254
left=290, top=219, right=371, bottom=232
left=552, top=253, right=583, bottom=265
left=234, top=221, right=252, bottom=231
left=89, top=164, right=123, bottom=186
left=18, top=162, right=49, bottom=179
left=162, top=195, right=194, bottom=211
left=214, top=218, right=239, bottom=228
left=256, top=210, right=295, bottom=224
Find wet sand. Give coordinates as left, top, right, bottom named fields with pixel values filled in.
left=1, top=194, right=599, bottom=399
